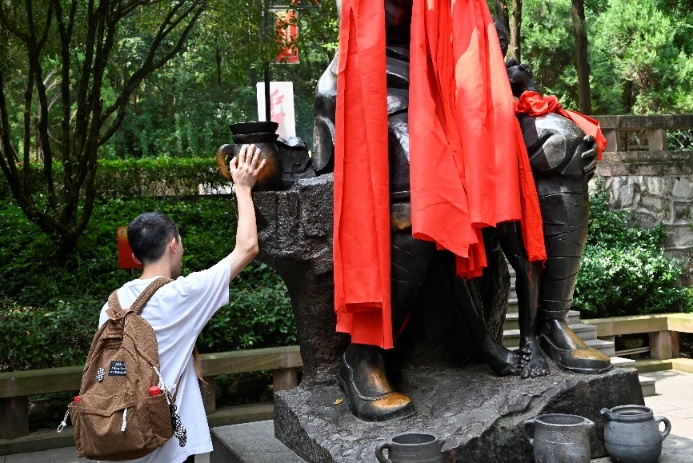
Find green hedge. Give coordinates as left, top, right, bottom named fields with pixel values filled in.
left=573, top=183, right=689, bottom=318
left=0, top=195, right=295, bottom=372
left=2, top=171, right=690, bottom=371
left=0, top=157, right=230, bottom=200
left=1, top=300, right=97, bottom=371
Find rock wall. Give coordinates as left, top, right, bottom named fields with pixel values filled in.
left=595, top=150, right=693, bottom=286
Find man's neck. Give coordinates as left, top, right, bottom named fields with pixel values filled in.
left=139, top=263, right=172, bottom=280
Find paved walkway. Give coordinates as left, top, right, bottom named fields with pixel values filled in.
left=0, top=451, right=210, bottom=463
left=4, top=369, right=693, bottom=463
left=643, top=369, right=693, bottom=440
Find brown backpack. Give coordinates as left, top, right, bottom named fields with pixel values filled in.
left=63, top=278, right=179, bottom=460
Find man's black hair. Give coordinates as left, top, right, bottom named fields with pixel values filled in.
left=127, top=212, right=180, bottom=265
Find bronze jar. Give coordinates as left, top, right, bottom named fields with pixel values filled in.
left=216, top=121, right=283, bottom=191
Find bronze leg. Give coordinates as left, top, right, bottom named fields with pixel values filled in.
left=337, top=230, right=436, bottom=421
left=536, top=184, right=612, bottom=373
left=497, top=221, right=550, bottom=378
left=450, top=270, right=527, bottom=377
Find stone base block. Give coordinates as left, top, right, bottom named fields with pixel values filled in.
left=211, top=420, right=305, bottom=463
left=275, top=363, right=644, bottom=463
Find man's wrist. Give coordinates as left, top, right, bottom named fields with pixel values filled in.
left=233, top=184, right=253, bottom=195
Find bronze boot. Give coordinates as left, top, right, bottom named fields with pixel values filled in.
left=535, top=176, right=612, bottom=374
left=539, top=314, right=612, bottom=374
left=337, top=343, right=415, bottom=421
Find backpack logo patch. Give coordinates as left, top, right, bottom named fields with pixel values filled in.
left=109, top=360, right=127, bottom=376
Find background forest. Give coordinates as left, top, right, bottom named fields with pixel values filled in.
left=5, top=0, right=690, bottom=163
left=2, top=0, right=692, bottom=252
left=110, top=0, right=693, bottom=159
left=1, top=0, right=693, bottom=370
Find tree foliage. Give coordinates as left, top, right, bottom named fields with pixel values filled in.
left=520, top=0, right=693, bottom=114
left=0, top=0, right=204, bottom=255
left=589, top=0, right=693, bottom=114
left=1, top=0, right=692, bottom=257
left=107, top=0, right=338, bottom=160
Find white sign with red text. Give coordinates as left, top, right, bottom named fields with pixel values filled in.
left=256, top=81, right=296, bottom=139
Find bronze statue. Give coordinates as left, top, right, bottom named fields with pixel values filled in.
left=495, top=19, right=612, bottom=374
left=313, top=0, right=610, bottom=422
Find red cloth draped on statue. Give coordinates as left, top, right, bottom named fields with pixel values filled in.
left=333, top=0, right=392, bottom=348
left=333, top=0, right=546, bottom=350
left=515, top=91, right=607, bottom=160
left=408, top=0, right=545, bottom=278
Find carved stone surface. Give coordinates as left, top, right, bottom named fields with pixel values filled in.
left=274, top=365, right=644, bottom=463
left=252, top=176, right=644, bottom=462
left=253, top=174, right=347, bottom=388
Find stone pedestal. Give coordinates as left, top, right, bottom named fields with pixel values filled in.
left=252, top=175, right=645, bottom=462
left=211, top=420, right=305, bottom=463
left=210, top=420, right=693, bottom=463
left=274, top=365, right=644, bottom=463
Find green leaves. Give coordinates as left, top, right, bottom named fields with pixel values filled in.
left=586, top=185, right=667, bottom=249
left=574, top=245, right=685, bottom=318
left=573, top=182, right=688, bottom=318
left=0, top=157, right=229, bottom=200
left=0, top=192, right=295, bottom=372
left=589, top=0, right=693, bottom=113
left=520, top=0, right=693, bottom=114
left=197, top=263, right=296, bottom=352
left=0, top=299, right=98, bottom=371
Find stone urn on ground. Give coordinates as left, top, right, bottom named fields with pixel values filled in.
left=601, top=405, right=672, bottom=463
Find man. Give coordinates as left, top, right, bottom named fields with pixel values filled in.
left=97, top=145, right=265, bottom=463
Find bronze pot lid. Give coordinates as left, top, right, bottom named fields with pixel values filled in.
left=230, top=120, right=279, bottom=135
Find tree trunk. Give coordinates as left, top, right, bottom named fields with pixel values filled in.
left=0, top=0, right=204, bottom=255
left=509, top=0, right=522, bottom=62
left=494, top=0, right=510, bottom=34
left=216, top=47, right=223, bottom=86
left=572, top=0, right=592, bottom=114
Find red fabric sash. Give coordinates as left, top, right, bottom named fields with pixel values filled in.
left=409, top=0, right=545, bottom=279
left=333, top=0, right=392, bottom=348
left=515, top=91, right=607, bottom=160
left=333, top=0, right=546, bottom=349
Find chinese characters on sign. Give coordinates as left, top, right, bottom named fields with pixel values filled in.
left=256, top=81, right=296, bottom=138
left=273, top=8, right=299, bottom=64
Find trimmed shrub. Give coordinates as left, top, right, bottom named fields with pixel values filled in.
left=573, top=184, right=688, bottom=318
left=0, top=157, right=229, bottom=200
left=574, top=245, right=685, bottom=318
left=0, top=195, right=295, bottom=372
left=0, top=300, right=97, bottom=371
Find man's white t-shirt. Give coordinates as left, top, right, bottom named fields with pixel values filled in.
left=97, top=258, right=231, bottom=463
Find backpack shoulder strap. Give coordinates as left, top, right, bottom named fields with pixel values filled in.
left=130, top=277, right=173, bottom=315
left=104, top=276, right=203, bottom=398
left=106, top=277, right=173, bottom=319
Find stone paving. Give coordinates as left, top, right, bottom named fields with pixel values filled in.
left=644, top=369, right=693, bottom=440
left=3, top=370, right=693, bottom=463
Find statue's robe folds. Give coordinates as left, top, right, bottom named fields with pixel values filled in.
left=333, top=0, right=546, bottom=349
